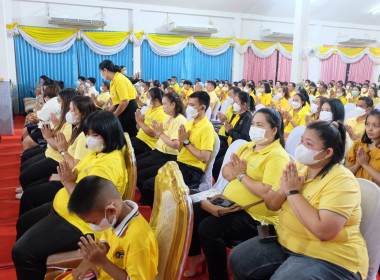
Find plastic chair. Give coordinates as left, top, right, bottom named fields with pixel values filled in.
left=309, top=95, right=315, bottom=103
left=344, top=103, right=356, bottom=115
left=375, top=103, right=380, bottom=110
left=122, top=132, right=137, bottom=201
left=344, top=109, right=357, bottom=123
left=285, top=126, right=306, bottom=158
left=206, top=106, right=212, bottom=120
left=219, top=100, right=232, bottom=115
left=210, top=99, right=221, bottom=121
left=150, top=161, right=193, bottom=280
left=253, top=104, right=265, bottom=115
left=198, top=131, right=220, bottom=192
left=141, top=106, right=148, bottom=115
left=213, top=139, right=248, bottom=193
left=357, top=178, right=380, bottom=280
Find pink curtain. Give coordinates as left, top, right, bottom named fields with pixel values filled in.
left=320, top=54, right=347, bottom=84
left=348, top=55, right=374, bottom=83
left=243, top=48, right=277, bottom=84
left=277, top=53, right=292, bottom=83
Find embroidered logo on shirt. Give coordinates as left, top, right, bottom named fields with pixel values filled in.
left=115, top=250, right=125, bottom=259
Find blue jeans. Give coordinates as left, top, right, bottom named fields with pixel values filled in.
left=228, top=236, right=362, bottom=280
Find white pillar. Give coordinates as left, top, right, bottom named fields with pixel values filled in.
left=131, top=9, right=142, bottom=76
left=290, top=0, right=310, bottom=83
left=0, top=0, right=16, bottom=82
left=232, top=15, right=243, bottom=82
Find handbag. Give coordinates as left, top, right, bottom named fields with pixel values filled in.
left=200, top=194, right=264, bottom=217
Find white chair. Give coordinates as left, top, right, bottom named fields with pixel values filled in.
left=213, top=139, right=248, bottom=193
left=345, top=109, right=357, bottom=123
left=375, top=103, right=380, bottom=110
left=210, top=99, right=221, bottom=121
left=285, top=126, right=306, bottom=158
left=253, top=104, right=265, bottom=115
left=309, top=95, right=315, bottom=103
left=198, top=131, right=220, bottom=192
left=344, top=103, right=356, bottom=115
left=140, top=106, right=148, bottom=115
left=206, top=106, right=212, bottom=120
left=357, top=178, right=380, bottom=280
left=220, top=101, right=231, bottom=115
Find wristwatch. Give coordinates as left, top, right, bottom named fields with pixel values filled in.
left=60, top=151, right=67, bottom=157
left=183, top=139, right=190, bottom=146
left=237, top=173, right=246, bottom=182
left=286, top=190, right=300, bottom=197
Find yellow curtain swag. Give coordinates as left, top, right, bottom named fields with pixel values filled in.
left=19, top=26, right=77, bottom=43
left=83, top=31, right=132, bottom=46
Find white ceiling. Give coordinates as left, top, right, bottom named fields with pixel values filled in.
left=106, top=0, right=380, bottom=27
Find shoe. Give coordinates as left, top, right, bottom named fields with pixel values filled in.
left=15, top=187, right=23, bottom=193
left=183, top=254, right=206, bottom=278
left=15, top=193, right=23, bottom=200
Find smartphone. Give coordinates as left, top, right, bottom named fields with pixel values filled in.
left=211, top=198, right=235, bottom=208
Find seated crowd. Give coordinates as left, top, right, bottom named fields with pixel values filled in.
left=13, top=60, right=379, bottom=279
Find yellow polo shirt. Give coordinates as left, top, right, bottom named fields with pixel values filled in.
left=181, top=89, right=194, bottom=107
left=260, top=93, right=272, bottom=107
left=177, top=116, right=215, bottom=172
left=345, top=117, right=366, bottom=139
left=289, top=90, right=296, bottom=97
left=155, top=114, right=187, bottom=155
left=277, top=163, right=368, bottom=280
left=372, top=97, right=380, bottom=106
left=95, top=91, right=111, bottom=110
left=208, top=91, right=219, bottom=112
left=45, top=122, right=72, bottom=162
left=138, top=91, right=148, bottom=108
left=338, top=96, right=348, bottom=105
left=346, top=140, right=380, bottom=183
left=67, top=132, right=89, bottom=161
left=274, top=98, right=290, bottom=112
left=53, top=149, right=127, bottom=239
left=171, top=83, right=180, bottom=93
left=227, top=114, right=240, bottom=146
left=136, top=106, right=167, bottom=149
left=284, top=106, right=308, bottom=134
left=223, top=140, right=289, bottom=225
left=219, top=106, right=234, bottom=137
left=110, top=72, right=136, bottom=106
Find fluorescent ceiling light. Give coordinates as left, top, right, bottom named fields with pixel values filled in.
left=372, top=6, right=380, bottom=14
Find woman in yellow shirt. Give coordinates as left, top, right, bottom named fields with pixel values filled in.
left=132, top=87, right=167, bottom=156
left=13, top=110, right=128, bottom=280
left=368, top=87, right=380, bottom=106
left=346, top=109, right=380, bottom=185
left=305, top=96, right=327, bottom=126
left=308, top=82, right=318, bottom=95
left=230, top=121, right=368, bottom=280
left=271, top=86, right=290, bottom=114
left=335, top=87, right=348, bottom=105
left=349, top=86, right=361, bottom=104
left=284, top=93, right=309, bottom=137
left=259, top=82, right=273, bottom=107
left=184, top=108, right=289, bottom=279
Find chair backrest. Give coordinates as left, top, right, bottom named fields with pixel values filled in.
left=309, top=95, right=315, bottom=103
left=285, top=125, right=306, bottom=158
left=206, top=106, right=212, bottom=120
left=122, top=132, right=137, bottom=201
left=220, top=101, right=231, bottom=115
left=141, top=106, right=148, bottom=115
left=150, top=161, right=193, bottom=280
left=344, top=109, right=357, bottom=123
left=344, top=103, right=356, bottom=114
left=253, top=104, right=265, bottom=115
left=210, top=99, right=221, bottom=121
left=375, top=103, right=380, bottom=110
left=357, top=178, right=380, bottom=280
left=213, top=139, right=247, bottom=193
left=198, top=131, right=220, bottom=192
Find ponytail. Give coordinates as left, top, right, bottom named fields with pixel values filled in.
left=248, top=95, right=255, bottom=112
left=99, top=60, right=120, bottom=73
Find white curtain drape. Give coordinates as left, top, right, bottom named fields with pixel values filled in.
left=235, top=41, right=293, bottom=59
left=316, top=47, right=380, bottom=65
left=80, top=31, right=131, bottom=56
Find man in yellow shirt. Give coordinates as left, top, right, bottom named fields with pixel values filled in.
left=205, top=80, right=219, bottom=112
left=91, top=81, right=111, bottom=110
left=180, top=80, right=194, bottom=107
left=287, top=82, right=296, bottom=97
left=136, top=81, right=149, bottom=108
left=171, top=76, right=180, bottom=93
left=345, top=96, right=373, bottom=141
left=67, top=176, right=158, bottom=280
left=317, top=84, right=329, bottom=97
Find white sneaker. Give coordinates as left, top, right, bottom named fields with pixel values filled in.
left=15, top=193, right=23, bottom=199
left=15, top=187, right=23, bottom=193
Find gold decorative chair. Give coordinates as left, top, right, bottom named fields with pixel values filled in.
left=150, top=161, right=194, bottom=280
left=122, top=132, right=137, bottom=201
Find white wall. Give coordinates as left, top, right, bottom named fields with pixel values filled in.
left=2, top=0, right=380, bottom=84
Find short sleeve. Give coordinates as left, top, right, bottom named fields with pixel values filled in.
left=262, top=153, right=289, bottom=186
left=115, top=79, right=129, bottom=102
left=298, top=110, right=307, bottom=126
left=73, top=133, right=89, bottom=161
left=169, top=116, right=186, bottom=140
left=199, top=126, right=215, bottom=152
left=346, top=140, right=360, bottom=166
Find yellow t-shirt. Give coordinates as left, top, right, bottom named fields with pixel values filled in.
left=223, top=140, right=289, bottom=225
left=289, top=90, right=296, bottom=98
left=177, top=116, right=215, bottom=172
left=338, top=96, right=348, bottom=105
left=67, top=132, right=89, bottom=161
left=171, top=83, right=180, bottom=93
left=219, top=106, right=233, bottom=137
left=53, top=149, right=128, bottom=238
left=260, top=93, right=272, bottom=107
left=284, top=106, right=308, bottom=134
left=277, top=163, right=368, bottom=280
left=136, top=106, right=167, bottom=149
left=138, top=91, right=148, bottom=108
left=181, top=89, right=194, bottom=107
left=110, top=72, right=137, bottom=106
left=208, top=91, right=219, bottom=112
left=372, top=97, right=380, bottom=106
left=96, top=91, right=111, bottom=109
left=227, top=114, right=240, bottom=146
left=45, top=122, right=72, bottom=162
left=345, top=117, right=366, bottom=139
left=155, top=114, right=187, bottom=155
left=346, top=140, right=380, bottom=183
left=274, top=98, right=290, bottom=112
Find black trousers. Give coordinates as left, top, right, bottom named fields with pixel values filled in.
left=117, top=99, right=138, bottom=137
left=21, top=146, right=46, bottom=165
left=131, top=137, right=152, bottom=157
left=19, top=181, right=63, bottom=216
left=140, top=161, right=203, bottom=207
left=189, top=202, right=261, bottom=280
left=13, top=203, right=83, bottom=280
left=19, top=155, right=59, bottom=189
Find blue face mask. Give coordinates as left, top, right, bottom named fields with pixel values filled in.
left=179, top=83, right=183, bottom=87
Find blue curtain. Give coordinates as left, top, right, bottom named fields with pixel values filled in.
left=77, top=40, right=133, bottom=89
left=14, top=36, right=79, bottom=112
left=141, top=41, right=233, bottom=83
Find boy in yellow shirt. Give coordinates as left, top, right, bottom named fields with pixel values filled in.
left=67, top=176, right=158, bottom=280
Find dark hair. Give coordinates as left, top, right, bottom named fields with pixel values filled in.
left=369, top=87, right=378, bottom=98
left=120, top=65, right=126, bottom=69
left=148, top=87, right=163, bottom=104
left=247, top=83, right=256, bottom=95
left=152, top=80, right=160, bottom=87
left=321, top=84, right=328, bottom=90
left=184, top=80, right=192, bottom=86
left=294, top=92, right=309, bottom=107
left=161, top=81, right=169, bottom=90
left=337, top=87, right=346, bottom=97
left=57, top=81, right=64, bottom=90
left=189, top=91, right=210, bottom=111
left=231, top=86, right=242, bottom=95
left=262, top=82, right=271, bottom=94
left=195, top=78, right=201, bottom=83
left=280, top=86, right=290, bottom=100
left=298, top=87, right=308, bottom=98
left=88, top=77, right=96, bottom=85
left=310, top=82, right=316, bottom=88
left=289, top=82, right=296, bottom=88
left=307, top=121, right=346, bottom=177
left=171, top=76, right=177, bottom=80
left=83, top=110, right=126, bottom=153
left=208, top=81, right=216, bottom=89
left=358, top=96, right=374, bottom=108
left=70, top=95, right=96, bottom=145
left=103, top=81, right=110, bottom=90
left=305, top=79, right=310, bottom=83
left=40, top=75, right=48, bottom=81
left=78, top=76, right=85, bottom=82
left=43, top=79, right=60, bottom=98
left=236, top=91, right=255, bottom=112
left=163, top=92, right=185, bottom=118
left=54, top=88, right=78, bottom=134
left=99, top=60, right=120, bottom=73
left=315, top=96, right=328, bottom=107
left=322, top=98, right=345, bottom=122
left=362, top=109, right=380, bottom=144
left=68, top=176, right=121, bottom=214
left=255, top=108, right=285, bottom=147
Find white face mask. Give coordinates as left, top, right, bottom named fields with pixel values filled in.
left=249, top=126, right=268, bottom=144
left=354, top=106, right=366, bottom=117
left=122, top=70, right=127, bottom=75
left=146, top=99, right=152, bottom=108
left=223, top=87, right=228, bottom=91
left=346, top=85, right=350, bottom=90
left=258, top=88, right=264, bottom=93
left=100, top=86, right=103, bottom=92
left=85, top=82, right=90, bottom=87
left=56, top=102, right=62, bottom=113
left=187, top=105, right=199, bottom=119
left=295, top=144, right=325, bottom=165
left=336, top=92, right=342, bottom=97
left=319, top=111, right=333, bottom=122
left=86, top=136, right=105, bottom=153
left=276, top=92, right=283, bottom=99
left=292, top=101, right=301, bottom=109
left=76, top=81, right=80, bottom=85
left=363, top=88, right=367, bottom=93
left=310, top=103, right=319, bottom=114
left=219, top=84, right=223, bottom=88
left=90, top=202, right=117, bottom=232
left=316, top=83, right=320, bottom=87
left=65, top=111, right=79, bottom=125
left=233, top=103, right=241, bottom=112
left=225, top=97, right=234, bottom=105
left=310, top=88, right=315, bottom=92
